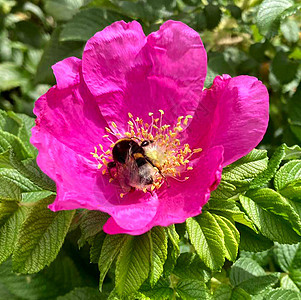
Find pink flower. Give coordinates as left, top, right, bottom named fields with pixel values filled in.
left=31, top=20, right=269, bottom=235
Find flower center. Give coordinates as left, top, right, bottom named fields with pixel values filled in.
left=91, top=110, right=202, bottom=197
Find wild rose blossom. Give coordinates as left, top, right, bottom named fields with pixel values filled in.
left=31, top=20, right=269, bottom=235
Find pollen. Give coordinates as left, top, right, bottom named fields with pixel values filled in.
left=91, top=110, right=202, bottom=196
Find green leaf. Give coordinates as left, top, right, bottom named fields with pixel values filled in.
left=166, top=224, right=180, bottom=251
left=115, top=0, right=174, bottom=23
left=213, top=285, right=252, bottom=300
left=266, top=288, right=301, bottom=300
left=14, top=20, right=45, bottom=49
left=0, top=149, right=56, bottom=192
left=290, top=270, right=301, bottom=290
left=163, top=238, right=179, bottom=277
left=7, top=111, right=38, bottom=157
left=256, top=0, right=294, bottom=37
left=283, top=144, right=301, bottom=160
left=0, top=109, right=37, bottom=158
left=230, top=258, right=280, bottom=294
left=0, top=202, right=28, bottom=264
left=57, top=287, right=102, bottom=300
left=271, top=51, right=299, bottom=84
left=173, top=253, right=211, bottom=282
left=176, top=279, right=210, bottom=300
left=230, top=258, right=265, bottom=284
left=98, top=234, right=127, bottom=291
left=163, top=224, right=180, bottom=276
left=204, top=4, right=222, bottom=30
left=240, top=193, right=301, bottom=243
left=186, top=212, right=225, bottom=271
left=212, top=284, right=232, bottom=300
left=223, top=149, right=268, bottom=185
left=60, top=8, right=125, bottom=42
left=44, top=0, right=85, bottom=21
left=149, top=227, right=168, bottom=287
left=0, top=177, right=21, bottom=201
left=0, top=110, right=18, bottom=133
left=22, top=158, right=56, bottom=191
left=281, top=19, right=300, bottom=43
left=289, top=86, right=301, bottom=143
left=140, top=278, right=173, bottom=300
left=210, top=180, right=239, bottom=201
left=22, top=190, right=54, bottom=203
left=237, top=224, right=273, bottom=252
left=205, top=53, right=235, bottom=89
left=274, top=160, right=301, bottom=200
left=0, top=131, right=32, bottom=160
left=35, top=28, right=83, bottom=84
left=79, top=210, right=108, bottom=246
left=115, top=234, right=151, bottom=296
left=0, top=167, right=41, bottom=192
left=12, top=196, right=75, bottom=273
left=213, top=214, right=239, bottom=262
left=281, top=3, right=301, bottom=20
left=211, top=149, right=268, bottom=200
left=227, top=4, right=242, bottom=19
left=240, top=249, right=272, bottom=267
left=280, top=274, right=300, bottom=292
left=86, top=0, right=120, bottom=10
left=231, top=287, right=252, bottom=300
left=206, top=199, right=255, bottom=230
left=250, top=144, right=287, bottom=189
left=90, top=232, right=106, bottom=264
left=0, top=282, right=19, bottom=300
left=0, top=63, right=28, bottom=91
left=0, top=255, right=83, bottom=299
left=273, top=242, right=301, bottom=272
left=247, top=188, right=301, bottom=234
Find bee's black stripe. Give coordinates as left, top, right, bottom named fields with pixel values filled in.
left=135, top=157, right=147, bottom=167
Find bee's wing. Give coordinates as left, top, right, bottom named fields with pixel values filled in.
left=116, top=156, right=140, bottom=192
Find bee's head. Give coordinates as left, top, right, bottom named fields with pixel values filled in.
left=140, top=140, right=154, bottom=147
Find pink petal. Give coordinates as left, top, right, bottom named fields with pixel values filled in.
left=82, top=20, right=146, bottom=97
left=103, top=146, right=223, bottom=235
left=52, top=57, right=81, bottom=89
left=33, top=72, right=110, bottom=160
left=82, top=20, right=207, bottom=131
left=186, top=75, right=269, bottom=166
left=33, top=125, right=160, bottom=230
left=147, top=20, right=207, bottom=93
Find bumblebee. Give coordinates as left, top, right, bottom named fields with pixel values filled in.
left=107, top=138, right=158, bottom=193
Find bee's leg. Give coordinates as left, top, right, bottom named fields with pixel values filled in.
left=119, top=185, right=135, bottom=198
left=107, top=161, right=116, bottom=178
left=147, top=189, right=154, bottom=196
left=145, top=157, right=170, bottom=187
left=164, top=177, right=170, bottom=187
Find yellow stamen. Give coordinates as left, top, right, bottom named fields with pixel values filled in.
left=193, top=148, right=203, bottom=153
left=90, top=111, right=199, bottom=194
